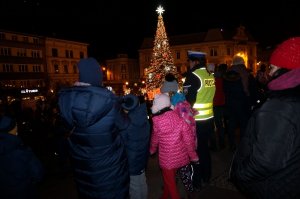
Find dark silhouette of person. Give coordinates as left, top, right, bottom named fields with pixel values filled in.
left=58, top=57, right=130, bottom=199
left=230, top=37, right=300, bottom=199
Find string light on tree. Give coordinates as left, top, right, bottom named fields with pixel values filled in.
left=145, top=5, right=177, bottom=97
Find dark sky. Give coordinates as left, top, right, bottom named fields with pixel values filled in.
left=1, top=0, right=300, bottom=62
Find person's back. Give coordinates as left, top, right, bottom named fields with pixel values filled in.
left=223, top=59, right=251, bottom=150
left=58, top=57, right=130, bottom=199
left=160, top=75, right=199, bottom=197
left=230, top=37, right=300, bottom=199
left=150, top=94, right=198, bottom=199
left=183, top=51, right=216, bottom=190
left=151, top=107, right=197, bottom=169
left=120, top=94, right=150, bottom=199
left=0, top=115, right=44, bottom=199
left=213, top=64, right=227, bottom=149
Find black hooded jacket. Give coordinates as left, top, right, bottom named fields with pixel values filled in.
left=230, top=78, right=300, bottom=199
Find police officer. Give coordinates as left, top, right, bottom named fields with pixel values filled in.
left=183, top=50, right=216, bottom=190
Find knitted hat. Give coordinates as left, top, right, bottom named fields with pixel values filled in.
left=187, top=50, right=206, bottom=61
left=171, top=92, right=186, bottom=106
left=151, top=93, right=171, bottom=114
left=160, top=80, right=178, bottom=93
left=78, top=57, right=103, bottom=86
left=122, top=94, right=139, bottom=111
left=269, top=37, right=300, bottom=69
left=0, top=116, right=16, bottom=133
left=160, top=73, right=179, bottom=93
left=232, top=55, right=245, bottom=65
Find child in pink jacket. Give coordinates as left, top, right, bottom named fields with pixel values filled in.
left=150, top=93, right=199, bottom=199
left=160, top=74, right=198, bottom=195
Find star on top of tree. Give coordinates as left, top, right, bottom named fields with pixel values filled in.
left=156, top=5, right=165, bottom=15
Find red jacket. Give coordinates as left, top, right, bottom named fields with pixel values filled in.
left=213, top=76, right=225, bottom=106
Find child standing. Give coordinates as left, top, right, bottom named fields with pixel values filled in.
left=160, top=74, right=198, bottom=195
left=150, top=94, right=199, bottom=199
left=120, top=94, right=151, bottom=199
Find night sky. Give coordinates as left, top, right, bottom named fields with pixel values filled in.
left=1, top=0, right=300, bottom=62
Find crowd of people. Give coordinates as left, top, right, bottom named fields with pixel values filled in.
left=1, top=36, right=300, bottom=199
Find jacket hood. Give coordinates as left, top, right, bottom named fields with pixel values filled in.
left=58, top=86, right=117, bottom=128
left=128, top=103, right=149, bottom=127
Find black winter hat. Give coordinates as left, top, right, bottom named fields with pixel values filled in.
left=78, top=57, right=103, bottom=86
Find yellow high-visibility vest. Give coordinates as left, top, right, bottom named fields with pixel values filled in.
left=192, top=68, right=216, bottom=120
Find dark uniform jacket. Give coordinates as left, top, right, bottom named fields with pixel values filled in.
left=183, top=64, right=202, bottom=106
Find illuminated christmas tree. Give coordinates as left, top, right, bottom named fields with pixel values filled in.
left=145, top=6, right=177, bottom=94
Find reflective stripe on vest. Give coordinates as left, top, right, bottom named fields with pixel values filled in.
left=192, top=68, right=216, bottom=121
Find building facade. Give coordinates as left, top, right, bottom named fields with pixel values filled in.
left=0, top=30, right=47, bottom=103
left=139, top=26, right=258, bottom=78
left=45, top=38, right=88, bottom=92
left=0, top=30, right=88, bottom=106
left=105, top=54, right=140, bottom=95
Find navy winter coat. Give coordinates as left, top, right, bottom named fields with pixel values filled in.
left=58, top=86, right=130, bottom=199
left=0, top=133, right=44, bottom=199
left=120, top=103, right=150, bottom=175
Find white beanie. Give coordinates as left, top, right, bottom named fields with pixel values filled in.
left=151, top=93, right=171, bottom=114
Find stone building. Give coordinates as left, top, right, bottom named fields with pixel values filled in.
left=0, top=29, right=88, bottom=106
left=139, top=26, right=258, bottom=79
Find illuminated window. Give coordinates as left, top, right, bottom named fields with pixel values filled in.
left=19, top=64, right=28, bottom=72
left=33, top=65, right=41, bottom=72
left=3, top=64, right=13, bottom=72
left=210, top=48, right=218, bottom=56
left=0, top=48, right=11, bottom=56
left=176, top=51, right=180, bottom=59
left=17, top=48, right=27, bottom=57
left=54, top=64, right=59, bottom=73
left=32, top=50, right=40, bottom=58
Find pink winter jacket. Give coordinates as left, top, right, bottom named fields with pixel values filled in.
left=150, top=109, right=199, bottom=169
left=173, top=100, right=197, bottom=149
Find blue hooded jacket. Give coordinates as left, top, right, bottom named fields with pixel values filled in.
left=58, top=85, right=130, bottom=199
left=120, top=102, right=150, bottom=175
